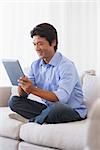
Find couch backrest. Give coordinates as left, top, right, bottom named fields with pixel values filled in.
left=82, top=74, right=100, bottom=112
left=0, top=87, right=11, bottom=107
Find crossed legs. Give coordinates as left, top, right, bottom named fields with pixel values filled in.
left=9, top=96, right=82, bottom=124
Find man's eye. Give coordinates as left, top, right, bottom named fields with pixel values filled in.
left=38, top=43, right=43, bottom=46
left=33, top=43, right=36, bottom=46
left=33, top=42, right=44, bottom=47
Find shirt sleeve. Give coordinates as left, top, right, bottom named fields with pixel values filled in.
left=53, top=61, right=78, bottom=103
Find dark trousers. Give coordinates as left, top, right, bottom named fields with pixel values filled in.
left=9, top=96, right=82, bottom=124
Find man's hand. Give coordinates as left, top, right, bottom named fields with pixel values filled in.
left=18, top=85, right=27, bottom=96
left=18, top=76, right=33, bottom=94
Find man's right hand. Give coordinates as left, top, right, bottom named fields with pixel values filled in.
left=18, top=85, right=27, bottom=96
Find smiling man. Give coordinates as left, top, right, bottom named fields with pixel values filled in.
left=9, top=23, right=87, bottom=124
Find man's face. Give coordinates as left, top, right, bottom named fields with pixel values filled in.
left=33, top=35, right=56, bottom=62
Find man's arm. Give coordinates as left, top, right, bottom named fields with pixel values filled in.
left=31, top=86, right=59, bottom=102
left=18, top=76, right=59, bottom=102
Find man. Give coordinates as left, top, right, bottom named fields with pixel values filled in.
left=9, top=23, right=87, bottom=124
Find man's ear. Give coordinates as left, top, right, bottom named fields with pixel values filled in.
left=51, top=40, right=56, bottom=47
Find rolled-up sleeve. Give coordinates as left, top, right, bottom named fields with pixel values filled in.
left=53, top=62, right=78, bottom=103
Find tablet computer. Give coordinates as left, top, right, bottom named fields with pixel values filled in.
left=2, top=59, right=24, bottom=86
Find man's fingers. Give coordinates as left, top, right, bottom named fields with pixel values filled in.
left=18, top=76, right=28, bottom=82
left=19, top=80, right=27, bottom=85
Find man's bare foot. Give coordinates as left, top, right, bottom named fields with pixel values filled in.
left=9, top=113, right=28, bottom=123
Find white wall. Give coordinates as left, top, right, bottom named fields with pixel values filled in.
left=0, top=0, right=100, bottom=85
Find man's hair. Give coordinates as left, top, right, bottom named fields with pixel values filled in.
left=30, top=23, right=58, bottom=51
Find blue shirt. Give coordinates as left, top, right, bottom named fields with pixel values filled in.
left=28, top=52, right=87, bottom=118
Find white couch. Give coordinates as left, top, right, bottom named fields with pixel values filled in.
left=0, top=73, right=100, bottom=150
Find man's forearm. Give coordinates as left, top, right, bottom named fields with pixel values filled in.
left=18, top=76, right=58, bottom=101
left=31, top=86, right=59, bottom=102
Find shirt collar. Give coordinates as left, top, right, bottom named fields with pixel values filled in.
left=40, top=52, right=62, bottom=67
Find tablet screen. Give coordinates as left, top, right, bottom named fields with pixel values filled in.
left=2, top=59, right=24, bottom=86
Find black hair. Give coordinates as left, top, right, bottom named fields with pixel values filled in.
left=30, top=23, right=58, bottom=51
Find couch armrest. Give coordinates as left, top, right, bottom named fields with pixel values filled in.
left=86, top=99, right=100, bottom=150
left=0, top=86, right=11, bottom=107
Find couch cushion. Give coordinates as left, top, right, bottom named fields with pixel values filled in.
left=0, top=86, right=11, bottom=107
left=20, top=120, right=88, bottom=150
left=82, top=74, right=100, bottom=112
left=0, top=107, right=24, bottom=139
left=0, top=136, right=19, bottom=150
left=86, top=99, right=100, bottom=150
left=19, top=142, right=58, bottom=150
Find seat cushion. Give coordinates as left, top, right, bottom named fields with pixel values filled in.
left=20, top=120, right=88, bottom=150
left=0, top=136, right=19, bottom=150
left=0, top=107, right=24, bottom=139
left=19, top=142, right=58, bottom=150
